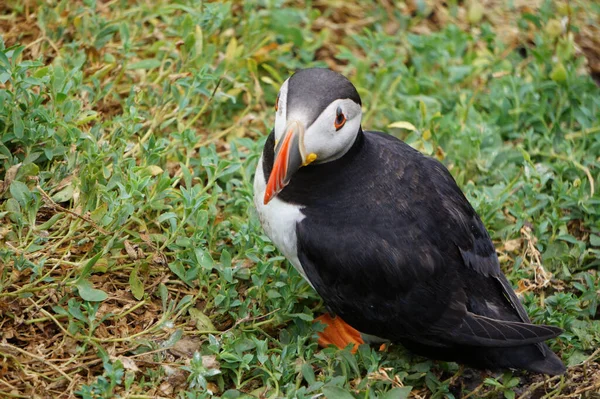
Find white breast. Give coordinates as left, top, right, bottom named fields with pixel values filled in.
left=253, top=156, right=309, bottom=281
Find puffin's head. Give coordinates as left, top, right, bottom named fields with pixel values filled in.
left=264, top=68, right=362, bottom=204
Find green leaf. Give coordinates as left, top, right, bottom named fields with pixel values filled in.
left=301, top=363, right=316, bottom=385
left=15, top=163, right=39, bottom=180
left=126, top=58, right=161, bottom=70
left=381, top=387, right=413, bottom=399
left=9, top=180, right=30, bottom=206
left=37, top=213, right=62, bottom=230
left=220, top=249, right=232, bottom=268
left=157, top=212, right=178, bottom=223
left=194, top=25, right=203, bottom=56
left=144, top=165, right=163, bottom=176
left=56, top=92, right=67, bottom=103
left=51, top=184, right=74, bottom=203
left=159, top=283, right=168, bottom=311
left=188, top=308, right=216, bottom=332
left=484, top=378, right=503, bottom=387
left=6, top=198, right=21, bottom=215
left=168, top=260, right=187, bottom=282
left=67, top=298, right=86, bottom=322
left=52, top=65, right=65, bottom=92
left=590, top=234, right=600, bottom=247
left=75, top=279, right=108, bottom=302
left=0, top=50, right=9, bottom=66
left=12, top=111, right=24, bottom=138
left=322, top=386, right=355, bottom=399
left=90, top=203, right=108, bottom=223
left=162, top=329, right=183, bottom=348
left=419, top=100, right=427, bottom=121
left=78, top=252, right=103, bottom=279
left=129, top=266, right=144, bottom=300
left=195, top=248, right=214, bottom=270
left=0, top=71, right=10, bottom=84
left=388, top=121, right=417, bottom=131
left=567, top=349, right=588, bottom=366
left=550, top=62, right=567, bottom=83
left=33, top=66, right=51, bottom=78
left=290, top=312, right=313, bottom=321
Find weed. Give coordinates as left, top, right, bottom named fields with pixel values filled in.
left=0, top=1, right=599, bottom=398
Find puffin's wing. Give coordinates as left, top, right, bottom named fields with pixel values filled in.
left=295, top=139, right=561, bottom=347
left=441, top=313, right=562, bottom=347
left=409, top=157, right=563, bottom=345
left=459, top=247, right=532, bottom=323
left=424, top=156, right=550, bottom=320
left=296, top=223, right=561, bottom=347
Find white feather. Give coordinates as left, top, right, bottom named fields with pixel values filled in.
left=303, top=99, right=362, bottom=163
left=274, top=79, right=289, bottom=142
left=253, top=156, right=310, bottom=283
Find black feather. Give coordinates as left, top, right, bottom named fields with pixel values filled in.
left=261, top=129, right=565, bottom=375
left=286, top=68, right=361, bottom=128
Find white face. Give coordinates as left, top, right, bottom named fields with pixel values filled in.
left=273, top=79, right=290, bottom=143
left=273, top=79, right=363, bottom=164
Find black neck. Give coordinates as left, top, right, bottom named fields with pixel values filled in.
left=262, top=128, right=365, bottom=206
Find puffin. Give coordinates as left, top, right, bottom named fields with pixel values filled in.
left=253, top=68, right=566, bottom=375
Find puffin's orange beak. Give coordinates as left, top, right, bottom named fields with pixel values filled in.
left=264, top=121, right=306, bottom=204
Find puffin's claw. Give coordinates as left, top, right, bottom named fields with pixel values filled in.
left=314, top=313, right=364, bottom=354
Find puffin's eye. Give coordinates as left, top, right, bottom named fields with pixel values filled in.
left=275, top=93, right=280, bottom=112
left=334, top=106, right=346, bottom=130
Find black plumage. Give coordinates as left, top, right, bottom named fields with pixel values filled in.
left=286, top=68, right=361, bottom=126
left=257, top=68, right=565, bottom=375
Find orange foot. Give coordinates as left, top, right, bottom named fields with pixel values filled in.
left=314, top=314, right=364, bottom=354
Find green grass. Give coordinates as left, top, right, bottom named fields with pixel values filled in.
left=1, top=0, right=599, bottom=398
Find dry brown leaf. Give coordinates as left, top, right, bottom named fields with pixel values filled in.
left=521, top=225, right=552, bottom=289
left=158, top=381, right=174, bottom=395
left=1, top=163, right=21, bottom=194
left=206, top=382, right=220, bottom=394
left=163, top=365, right=187, bottom=388
left=117, top=356, right=140, bottom=372
left=504, top=238, right=522, bottom=252
left=170, top=337, right=201, bottom=358
left=124, top=240, right=139, bottom=260
left=202, top=355, right=220, bottom=370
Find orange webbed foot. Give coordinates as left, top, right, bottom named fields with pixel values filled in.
left=314, top=314, right=364, bottom=354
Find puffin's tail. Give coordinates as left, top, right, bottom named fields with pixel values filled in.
left=491, top=342, right=566, bottom=375
left=401, top=340, right=566, bottom=375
